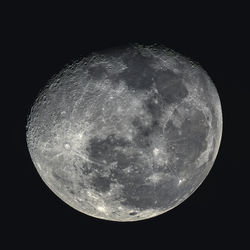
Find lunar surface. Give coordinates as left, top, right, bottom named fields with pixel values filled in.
left=26, top=44, right=222, bottom=221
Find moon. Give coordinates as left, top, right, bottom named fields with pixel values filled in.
left=26, top=44, right=222, bottom=221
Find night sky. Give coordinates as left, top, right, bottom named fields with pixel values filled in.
left=3, top=2, right=248, bottom=248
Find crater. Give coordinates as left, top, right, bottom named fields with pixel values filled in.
left=64, top=143, right=71, bottom=150
left=129, top=212, right=137, bottom=216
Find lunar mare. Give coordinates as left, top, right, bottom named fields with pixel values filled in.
left=26, top=44, right=222, bottom=221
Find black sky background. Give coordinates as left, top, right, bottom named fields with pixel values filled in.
left=4, top=2, right=249, bottom=248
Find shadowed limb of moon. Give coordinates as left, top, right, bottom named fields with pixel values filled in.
left=26, top=44, right=222, bottom=221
